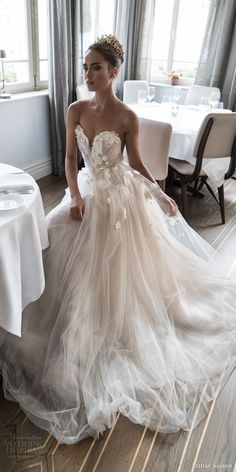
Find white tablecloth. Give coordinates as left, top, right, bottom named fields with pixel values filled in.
left=130, top=103, right=231, bottom=187
left=0, top=163, right=49, bottom=337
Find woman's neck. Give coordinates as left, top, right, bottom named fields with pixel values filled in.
left=92, top=89, right=118, bottom=113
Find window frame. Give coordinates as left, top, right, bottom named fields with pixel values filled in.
left=3, top=0, right=48, bottom=94
left=150, top=0, right=208, bottom=85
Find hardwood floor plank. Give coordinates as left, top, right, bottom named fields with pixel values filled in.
left=191, top=369, right=236, bottom=470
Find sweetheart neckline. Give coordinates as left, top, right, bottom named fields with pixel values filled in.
left=75, top=124, right=121, bottom=151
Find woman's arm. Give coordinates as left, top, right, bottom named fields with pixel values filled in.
left=125, top=110, right=177, bottom=216
left=65, top=103, right=85, bottom=220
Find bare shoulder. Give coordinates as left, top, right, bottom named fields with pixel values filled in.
left=116, top=101, right=139, bottom=131
left=125, top=107, right=139, bottom=129
left=68, top=99, right=90, bottom=120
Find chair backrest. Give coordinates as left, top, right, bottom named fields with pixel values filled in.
left=123, top=80, right=148, bottom=104
left=193, top=112, right=236, bottom=159
left=138, top=118, right=172, bottom=180
left=76, top=84, right=95, bottom=101
left=184, top=85, right=220, bottom=106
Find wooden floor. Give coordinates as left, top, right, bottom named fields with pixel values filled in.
left=1, top=175, right=236, bottom=472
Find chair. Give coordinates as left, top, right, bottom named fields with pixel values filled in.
left=138, top=117, right=172, bottom=190
left=123, top=80, right=148, bottom=104
left=76, top=84, right=95, bottom=101
left=184, top=85, right=220, bottom=106
left=168, top=112, right=236, bottom=223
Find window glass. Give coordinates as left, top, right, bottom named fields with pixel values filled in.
left=151, top=0, right=175, bottom=79
left=0, top=0, right=30, bottom=84
left=173, top=0, right=211, bottom=78
left=38, top=0, right=48, bottom=82
left=151, top=0, right=211, bottom=81
left=83, top=0, right=116, bottom=53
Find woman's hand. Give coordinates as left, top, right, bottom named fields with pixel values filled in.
left=70, top=194, right=85, bottom=220
left=158, top=191, right=178, bottom=216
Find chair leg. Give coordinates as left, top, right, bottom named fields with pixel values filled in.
left=167, top=166, right=176, bottom=187
left=193, top=177, right=200, bottom=195
left=218, top=185, right=225, bottom=224
left=196, top=177, right=205, bottom=193
left=181, top=182, right=187, bottom=218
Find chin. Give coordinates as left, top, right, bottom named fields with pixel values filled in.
left=86, top=83, right=96, bottom=91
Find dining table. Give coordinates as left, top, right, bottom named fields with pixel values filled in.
left=0, top=163, right=49, bottom=338
left=130, top=103, right=232, bottom=187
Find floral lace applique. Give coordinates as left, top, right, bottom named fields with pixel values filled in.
left=74, top=127, right=127, bottom=197
left=144, top=190, right=153, bottom=200
left=74, top=126, right=89, bottom=163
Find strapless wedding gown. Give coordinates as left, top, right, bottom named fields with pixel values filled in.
left=1, top=125, right=236, bottom=444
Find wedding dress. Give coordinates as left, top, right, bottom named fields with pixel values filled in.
left=1, top=125, right=236, bottom=444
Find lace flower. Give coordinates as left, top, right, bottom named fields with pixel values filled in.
left=75, top=127, right=87, bottom=156
left=144, top=190, right=152, bottom=200
left=94, top=137, right=103, bottom=155
left=104, top=169, right=110, bottom=178
left=166, top=215, right=180, bottom=226
left=123, top=176, right=130, bottom=186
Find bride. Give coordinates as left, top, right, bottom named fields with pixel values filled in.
left=1, top=34, right=236, bottom=445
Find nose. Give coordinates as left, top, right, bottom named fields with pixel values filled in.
left=85, top=68, right=93, bottom=79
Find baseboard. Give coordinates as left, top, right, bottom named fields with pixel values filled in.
left=23, top=158, right=52, bottom=181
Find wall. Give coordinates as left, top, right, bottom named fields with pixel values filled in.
left=0, top=91, right=52, bottom=180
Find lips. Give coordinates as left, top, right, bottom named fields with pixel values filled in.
left=86, top=81, right=94, bottom=86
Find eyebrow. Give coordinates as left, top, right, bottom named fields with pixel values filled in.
left=83, top=62, right=102, bottom=67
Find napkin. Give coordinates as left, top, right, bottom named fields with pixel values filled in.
left=0, top=173, right=35, bottom=191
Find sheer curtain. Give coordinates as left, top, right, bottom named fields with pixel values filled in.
left=195, top=0, right=236, bottom=110
left=114, top=0, right=155, bottom=98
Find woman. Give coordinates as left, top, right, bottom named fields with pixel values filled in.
left=0, top=35, right=236, bottom=445
left=66, top=35, right=177, bottom=221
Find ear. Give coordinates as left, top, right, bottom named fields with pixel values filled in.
left=110, top=66, right=118, bottom=79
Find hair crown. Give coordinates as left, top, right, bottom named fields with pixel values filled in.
left=96, top=34, right=124, bottom=63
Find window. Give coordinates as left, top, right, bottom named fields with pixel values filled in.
left=76, top=0, right=116, bottom=86
left=81, top=0, right=117, bottom=56
left=150, top=0, right=211, bottom=83
left=0, top=0, right=48, bottom=92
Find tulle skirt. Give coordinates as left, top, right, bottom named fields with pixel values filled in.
left=1, top=162, right=236, bottom=444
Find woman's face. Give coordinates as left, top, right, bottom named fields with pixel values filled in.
left=83, top=49, right=117, bottom=92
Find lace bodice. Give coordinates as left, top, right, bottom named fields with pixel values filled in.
left=75, top=125, right=124, bottom=173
